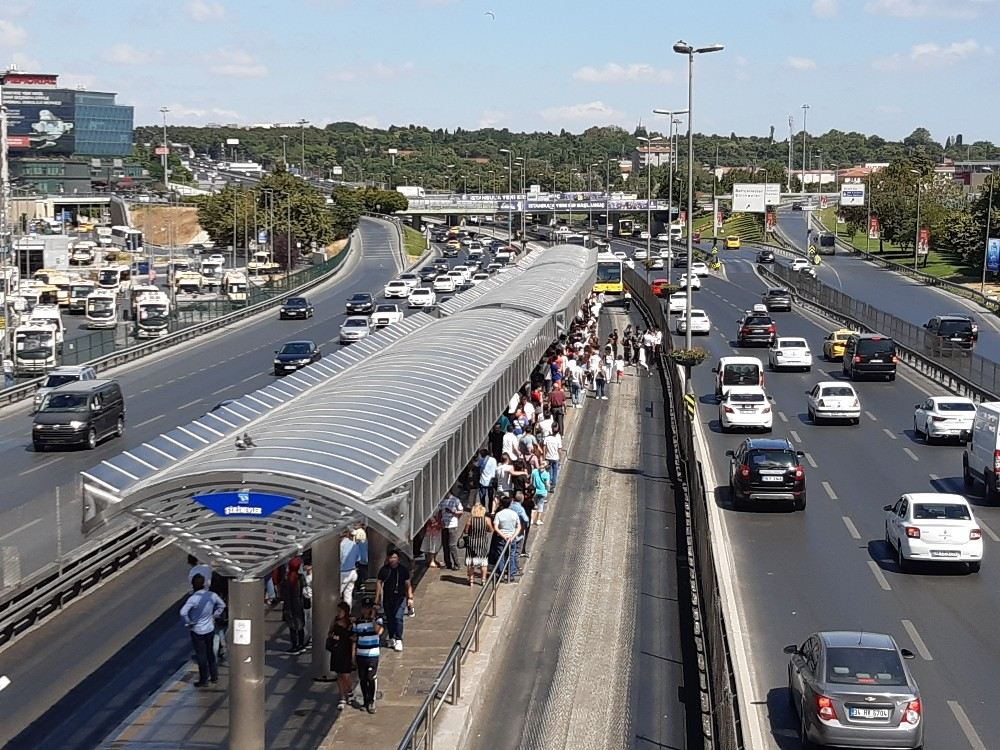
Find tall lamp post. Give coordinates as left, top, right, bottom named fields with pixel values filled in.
left=800, top=104, right=810, bottom=195
left=606, top=157, right=617, bottom=237
left=588, top=161, right=600, bottom=230
left=674, top=39, right=724, bottom=352
left=280, top=134, right=288, bottom=167
left=653, top=108, right=689, bottom=279
left=499, top=148, right=513, bottom=239
left=516, top=157, right=526, bottom=245
left=910, top=169, right=922, bottom=270
left=297, top=119, right=309, bottom=177
left=981, top=168, right=996, bottom=294
left=159, top=107, right=170, bottom=191
left=637, top=136, right=663, bottom=279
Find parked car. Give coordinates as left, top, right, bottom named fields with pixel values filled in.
left=727, top=437, right=806, bottom=511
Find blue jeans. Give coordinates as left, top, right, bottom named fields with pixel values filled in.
left=506, top=537, right=521, bottom=577
left=548, top=459, right=560, bottom=487
left=384, top=598, right=407, bottom=641
left=570, top=382, right=582, bottom=405
left=596, top=380, right=607, bottom=398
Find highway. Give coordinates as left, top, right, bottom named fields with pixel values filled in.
left=777, top=209, right=1000, bottom=362
left=646, top=249, right=999, bottom=749
left=0, top=217, right=400, bottom=585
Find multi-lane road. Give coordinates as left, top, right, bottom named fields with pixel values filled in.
left=637, top=244, right=997, bottom=749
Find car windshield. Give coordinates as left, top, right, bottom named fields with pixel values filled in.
left=722, top=365, right=760, bottom=385
left=858, top=338, right=894, bottom=355
left=349, top=294, right=370, bottom=302
left=745, top=316, right=771, bottom=326
left=913, top=503, right=971, bottom=520
left=344, top=319, right=367, bottom=328
left=767, top=290, right=788, bottom=297
left=280, top=343, right=313, bottom=355
left=780, top=339, right=807, bottom=349
left=937, top=401, right=976, bottom=412
left=730, top=393, right=765, bottom=403
left=748, top=449, right=795, bottom=468
left=42, top=393, right=89, bottom=411
left=43, top=374, right=79, bottom=388
left=937, top=320, right=972, bottom=335
left=389, top=281, right=406, bottom=287
left=285, top=298, right=307, bottom=307
left=821, top=387, right=855, bottom=397
left=824, top=647, right=907, bottom=686
left=375, top=305, right=396, bottom=312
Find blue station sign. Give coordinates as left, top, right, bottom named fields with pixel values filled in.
left=193, top=491, right=297, bottom=518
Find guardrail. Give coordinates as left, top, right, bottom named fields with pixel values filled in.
left=759, top=262, right=1000, bottom=402
left=397, top=541, right=513, bottom=750
left=0, top=233, right=355, bottom=408
left=625, top=265, right=744, bottom=750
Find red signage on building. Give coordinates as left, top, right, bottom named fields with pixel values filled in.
left=154, top=146, right=169, bottom=155
left=1, top=72, right=58, bottom=86
left=6, top=135, right=30, bottom=148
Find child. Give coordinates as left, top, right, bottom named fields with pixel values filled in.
left=614, top=357, right=625, bottom=384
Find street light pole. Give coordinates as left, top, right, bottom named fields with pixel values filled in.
left=280, top=134, right=288, bottom=167
left=911, top=170, right=922, bottom=270
left=801, top=104, right=810, bottom=194
left=653, top=108, right=689, bottom=280
left=980, top=168, right=995, bottom=294
left=159, top=107, right=170, bottom=191
left=499, top=148, right=513, bottom=240
left=637, top=136, right=663, bottom=280
left=675, top=40, right=724, bottom=351
left=588, top=161, right=600, bottom=230
left=297, top=119, right=309, bottom=177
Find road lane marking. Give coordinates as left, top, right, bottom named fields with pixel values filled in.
left=864, top=410, right=877, bottom=422
left=978, top=519, right=1000, bottom=543
left=789, top=429, right=801, bottom=443
left=841, top=515, right=861, bottom=538
left=803, top=452, right=817, bottom=468
left=778, top=411, right=788, bottom=423
left=901, top=619, right=933, bottom=660
left=903, top=447, right=920, bottom=462
left=18, top=457, right=60, bottom=477
left=178, top=398, right=202, bottom=410
left=135, top=414, right=165, bottom=428
left=867, top=561, right=891, bottom=591
left=822, top=481, right=838, bottom=500
left=210, top=384, right=231, bottom=396
left=882, top=428, right=897, bottom=440
left=948, top=700, right=987, bottom=750
left=0, top=516, right=44, bottom=542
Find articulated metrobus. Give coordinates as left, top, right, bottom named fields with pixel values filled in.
left=594, top=252, right=624, bottom=295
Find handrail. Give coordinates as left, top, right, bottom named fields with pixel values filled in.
left=397, top=540, right=513, bottom=750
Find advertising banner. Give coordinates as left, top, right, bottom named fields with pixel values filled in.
left=766, top=211, right=776, bottom=232
left=868, top=216, right=880, bottom=239
left=820, top=195, right=829, bottom=209
left=987, top=237, right=1000, bottom=273
left=679, top=210, right=687, bottom=227
left=918, top=227, right=930, bottom=255
left=3, top=87, right=76, bottom=155
left=840, top=183, right=866, bottom=206
left=332, top=165, right=343, bottom=176
left=6, top=135, right=30, bottom=148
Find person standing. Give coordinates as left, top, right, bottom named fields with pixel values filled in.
left=187, top=554, right=213, bottom=588
left=543, top=425, right=564, bottom=488
left=493, top=496, right=522, bottom=579
left=548, top=380, right=566, bottom=432
left=501, top=423, right=520, bottom=461
left=280, top=557, right=307, bottom=653
left=340, top=529, right=361, bottom=609
left=638, top=343, right=649, bottom=378
left=327, top=601, right=356, bottom=710
left=438, top=488, right=464, bottom=571
left=624, top=290, right=632, bottom=313
left=180, top=573, right=226, bottom=688
left=464, top=502, right=494, bottom=586
left=594, top=365, right=608, bottom=400
left=477, top=448, right=498, bottom=505
left=374, top=550, right=413, bottom=652
left=530, top=461, right=551, bottom=526
left=352, top=598, right=384, bottom=714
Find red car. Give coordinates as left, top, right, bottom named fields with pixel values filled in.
left=650, top=278, right=671, bottom=297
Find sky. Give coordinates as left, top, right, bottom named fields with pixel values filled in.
left=1, top=0, right=998, bottom=143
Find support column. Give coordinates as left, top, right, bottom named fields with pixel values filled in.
left=311, top=533, right=340, bottom=680
left=410, top=213, right=422, bottom=230
left=229, top=578, right=265, bottom=750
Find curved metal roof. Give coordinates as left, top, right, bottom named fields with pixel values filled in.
left=81, top=244, right=596, bottom=577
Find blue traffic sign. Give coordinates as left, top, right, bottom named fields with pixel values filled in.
left=193, top=491, right=297, bottom=518
left=988, top=238, right=1000, bottom=274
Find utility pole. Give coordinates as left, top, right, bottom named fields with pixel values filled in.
left=801, top=104, right=810, bottom=194
left=160, top=107, right=170, bottom=191
left=1, top=97, right=10, bottom=347
left=787, top=115, right=794, bottom=193
left=297, top=119, right=309, bottom=177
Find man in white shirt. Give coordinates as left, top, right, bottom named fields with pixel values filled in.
left=536, top=410, right=554, bottom=438
left=438, top=489, right=464, bottom=570
left=502, top=424, right=520, bottom=460
left=543, top=426, right=565, bottom=487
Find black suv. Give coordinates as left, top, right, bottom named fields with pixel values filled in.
left=345, top=292, right=374, bottom=314
left=737, top=312, right=777, bottom=347
left=279, top=296, right=314, bottom=319
left=756, top=249, right=775, bottom=264
left=923, top=315, right=976, bottom=351
left=762, top=288, right=792, bottom=311
left=727, top=437, right=807, bottom=511
left=842, top=333, right=897, bottom=381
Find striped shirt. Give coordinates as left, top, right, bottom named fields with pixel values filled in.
left=353, top=617, right=384, bottom=658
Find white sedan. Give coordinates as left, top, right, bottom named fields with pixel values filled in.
left=639, top=231, right=650, bottom=240
left=690, top=261, right=710, bottom=277
left=676, top=309, right=711, bottom=335
left=371, top=303, right=404, bottom=327
left=718, top=386, right=773, bottom=432
left=433, top=275, right=456, bottom=293
left=884, top=493, right=982, bottom=572
left=408, top=287, right=437, bottom=308
left=634, top=248, right=649, bottom=261
left=668, top=291, right=688, bottom=314
left=768, top=337, right=813, bottom=372
left=655, top=232, right=671, bottom=242
left=677, top=273, right=701, bottom=290
left=807, top=381, right=860, bottom=424
left=452, top=265, right=473, bottom=281
left=613, top=251, right=627, bottom=261
left=790, top=257, right=810, bottom=272
left=913, top=396, right=976, bottom=443
left=384, top=280, right=411, bottom=298
left=650, top=258, right=665, bottom=270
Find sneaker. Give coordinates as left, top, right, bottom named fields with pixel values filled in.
left=394, top=639, right=403, bottom=652
left=337, top=698, right=347, bottom=710
left=366, top=704, right=377, bottom=714
left=602, top=396, right=609, bottom=400
left=386, top=638, right=396, bottom=649
left=537, top=519, right=544, bottom=525
left=194, top=681, right=208, bottom=688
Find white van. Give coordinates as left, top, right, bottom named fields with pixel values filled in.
left=713, top=356, right=764, bottom=399
left=963, top=402, right=1000, bottom=500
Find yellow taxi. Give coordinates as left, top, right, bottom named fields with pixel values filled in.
left=446, top=239, right=461, bottom=249
left=725, top=235, right=741, bottom=249
left=822, top=328, right=854, bottom=361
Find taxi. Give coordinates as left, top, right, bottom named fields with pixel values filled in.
left=725, top=235, right=741, bottom=249
left=650, top=278, right=671, bottom=297
left=822, top=328, right=854, bottom=361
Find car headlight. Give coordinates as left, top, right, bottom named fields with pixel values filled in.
left=295, top=358, right=312, bottom=364
left=273, top=358, right=282, bottom=364
left=69, top=420, right=87, bottom=430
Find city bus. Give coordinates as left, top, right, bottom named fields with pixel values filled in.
left=618, top=218, right=634, bottom=237
left=110, top=226, right=144, bottom=255
left=595, top=252, right=624, bottom=295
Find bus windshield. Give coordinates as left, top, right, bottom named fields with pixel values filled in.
left=597, top=261, right=623, bottom=283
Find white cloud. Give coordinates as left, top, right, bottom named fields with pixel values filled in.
left=165, top=104, right=240, bottom=121
left=876, top=104, right=903, bottom=114
left=540, top=100, right=623, bottom=125
left=7, top=51, right=41, bottom=70
left=873, top=38, right=989, bottom=70
left=208, top=49, right=267, bottom=77
left=788, top=56, right=817, bottom=70
left=866, top=0, right=995, bottom=19
left=572, top=62, right=674, bottom=84
left=0, top=19, right=27, bottom=46
left=102, top=43, right=156, bottom=65
left=186, top=0, right=225, bottom=21
left=812, top=0, right=838, bottom=17
left=328, top=61, right=414, bottom=83
left=478, top=109, right=507, bottom=129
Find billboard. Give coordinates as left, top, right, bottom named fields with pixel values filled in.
left=868, top=216, right=880, bottom=239
left=731, top=183, right=781, bottom=213
left=3, top=87, right=76, bottom=155
left=917, top=227, right=930, bottom=255
left=987, top=238, right=1000, bottom=273
left=840, top=183, right=866, bottom=206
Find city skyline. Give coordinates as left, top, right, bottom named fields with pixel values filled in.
left=1, top=0, right=998, bottom=142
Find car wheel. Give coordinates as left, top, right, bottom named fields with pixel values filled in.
left=986, top=471, right=999, bottom=504
left=924, top=421, right=935, bottom=444
left=803, top=366, right=811, bottom=373
left=794, top=494, right=806, bottom=511
left=897, top=543, right=910, bottom=573
left=963, top=456, right=975, bottom=489
left=969, top=561, right=982, bottom=574
left=888, top=373, right=896, bottom=382
left=914, top=419, right=923, bottom=439
left=274, top=369, right=282, bottom=376
left=33, top=441, right=46, bottom=453
left=852, top=417, right=860, bottom=425
left=86, top=428, right=98, bottom=450
left=115, top=416, right=125, bottom=438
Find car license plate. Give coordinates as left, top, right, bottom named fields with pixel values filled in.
left=761, top=476, right=783, bottom=482
left=931, top=550, right=960, bottom=558
left=849, top=707, right=890, bottom=720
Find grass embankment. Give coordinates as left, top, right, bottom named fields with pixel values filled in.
left=691, top=212, right=774, bottom=246
left=402, top=225, right=427, bottom=259
left=815, top=207, right=974, bottom=281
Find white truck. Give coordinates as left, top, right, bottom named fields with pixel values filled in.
left=396, top=186, right=425, bottom=199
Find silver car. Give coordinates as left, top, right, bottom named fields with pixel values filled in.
left=338, top=316, right=371, bottom=345
left=785, top=631, right=923, bottom=749
left=33, top=365, right=98, bottom=412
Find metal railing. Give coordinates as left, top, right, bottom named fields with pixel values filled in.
left=397, top=540, right=513, bottom=750
left=625, top=265, right=744, bottom=750
left=762, top=262, right=1000, bottom=401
